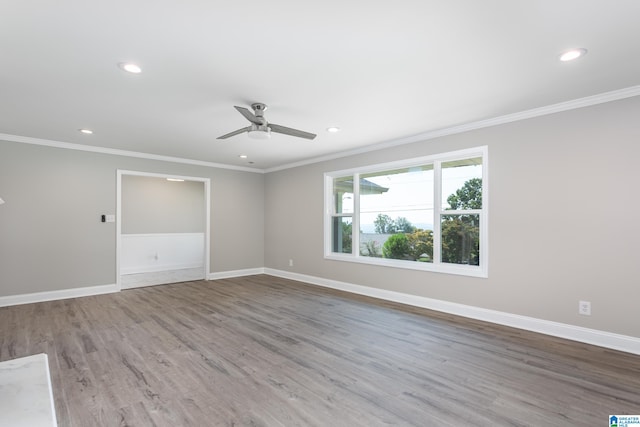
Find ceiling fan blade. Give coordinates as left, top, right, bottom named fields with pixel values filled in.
left=269, top=123, right=316, bottom=140
left=217, top=126, right=251, bottom=139
left=234, top=106, right=261, bottom=125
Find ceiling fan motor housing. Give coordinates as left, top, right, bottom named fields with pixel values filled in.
left=251, top=103, right=267, bottom=124
left=217, top=102, right=316, bottom=140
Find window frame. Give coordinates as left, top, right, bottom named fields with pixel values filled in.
left=324, top=146, right=488, bottom=278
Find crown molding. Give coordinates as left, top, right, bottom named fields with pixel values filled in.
left=265, top=85, right=640, bottom=173
left=0, top=133, right=264, bottom=174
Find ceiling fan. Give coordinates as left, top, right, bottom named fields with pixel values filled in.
left=217, top=103, right=316, bottom=140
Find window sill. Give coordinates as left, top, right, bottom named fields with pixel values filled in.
left=324, top=253, right=488, bottom=278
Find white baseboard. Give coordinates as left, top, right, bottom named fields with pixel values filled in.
left=121, top=268, right=206, bottom=289
left=208, top=268, right=265, bottom=280
left=0, top=283, right=119, bottom=308
left=120, top=263, right=204, bottom=275
left=0, top=266, right=266, bottom=307
left=264, top=268, right=640, bottom=356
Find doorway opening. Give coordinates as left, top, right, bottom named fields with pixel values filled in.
left=116, top=170, right=211, bottom=289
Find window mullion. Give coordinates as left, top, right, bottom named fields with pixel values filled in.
left=353, top=173, right=360, bottom=256
left=433, top=161, right=442, bottom=264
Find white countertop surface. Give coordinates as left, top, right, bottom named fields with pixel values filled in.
left=0, top=353, right=57, bottom=427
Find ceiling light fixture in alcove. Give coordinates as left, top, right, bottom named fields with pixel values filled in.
left=118, top=62, right=142, bottom=74
left=560, top=48, right=587, bottom=62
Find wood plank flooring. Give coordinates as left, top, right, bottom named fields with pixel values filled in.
left=1, top=274, right=639, bottom=426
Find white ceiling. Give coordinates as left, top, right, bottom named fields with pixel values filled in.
left=2, top=1, right=639, bottom=171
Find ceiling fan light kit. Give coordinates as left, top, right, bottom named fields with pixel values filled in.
left=249, top=128, right=271, bottom=139
left=218, top=103, right=316, bottom=141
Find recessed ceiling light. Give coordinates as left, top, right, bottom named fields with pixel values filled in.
left=560, top=48, right=587, bottom=62
left=327, top=127, right=341, bottom=133
left=79, top=128, right=93, bottom=134
left=239, top=155, right=248, bottom=159
left=118, top=62, right=142, bottom=73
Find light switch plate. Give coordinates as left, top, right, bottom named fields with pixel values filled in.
left=105, top=214, right=116, bottom=223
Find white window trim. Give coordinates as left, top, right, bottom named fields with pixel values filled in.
left=324, top=146, right=488, bottom=278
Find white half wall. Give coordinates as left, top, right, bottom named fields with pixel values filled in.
left=120, top=233, right=205, bottom=274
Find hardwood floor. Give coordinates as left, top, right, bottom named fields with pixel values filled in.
left=1, top=275, right=639, bottom=426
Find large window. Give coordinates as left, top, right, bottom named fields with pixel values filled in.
left=325, top=146, right=487, bottom=277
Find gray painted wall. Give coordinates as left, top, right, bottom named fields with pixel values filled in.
left=264, top=96, right=640, bottom=338
left=0, top=141, right=264, bottom=296
left=121, top=175, right=205, bottom=234
left=1, top=96, right=638, bottom=339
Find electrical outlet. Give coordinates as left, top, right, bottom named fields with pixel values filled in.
left=289, top=259, right=293, bottom=267
left=579, top=300, right=591, bottom=316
